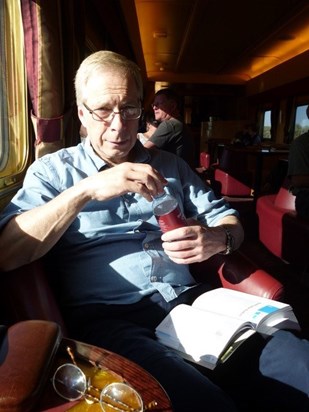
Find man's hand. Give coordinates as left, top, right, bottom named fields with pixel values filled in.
left=161, top=216, right=244, bottom=264
left=82, top=162, right=167, bottom=202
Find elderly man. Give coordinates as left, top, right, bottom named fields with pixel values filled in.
left=0, top=51, right=309, bottom=411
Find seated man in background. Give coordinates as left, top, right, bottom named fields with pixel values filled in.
left=0, top=50, right=309, bottom=412
left=144, top=88, right=195, bottom=167
left=288, top=105, right=309, bottom=219
left=233, top=123, right=261, bottom=146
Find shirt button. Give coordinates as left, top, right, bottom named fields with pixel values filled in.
left=144, top=243, right=149, bottom=249
left=150, top=276, right=157, bottom=282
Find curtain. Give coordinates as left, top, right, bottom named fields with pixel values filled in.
left=21, top=0, right=84, bottom=158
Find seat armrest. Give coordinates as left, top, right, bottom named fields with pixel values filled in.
left=0, top=260, right=67, bottom=334
left=0, top=320, right=61, bottom=412
left=190, top=250, right=284, bottom=301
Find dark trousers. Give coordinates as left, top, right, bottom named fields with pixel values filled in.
left=65, top=285, right=309, bottom=411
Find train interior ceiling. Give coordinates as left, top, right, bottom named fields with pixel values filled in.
left=1, top=1, right=309, bottom=333
left=88, top=0, right=309, bottom=114
left=86, top=0, right=309, bottom=167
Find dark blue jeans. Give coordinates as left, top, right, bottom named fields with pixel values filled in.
left=64, top=285, right=309, bottom=411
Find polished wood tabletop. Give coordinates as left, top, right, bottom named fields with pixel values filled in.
left=36, top=337, right=173, bottom=412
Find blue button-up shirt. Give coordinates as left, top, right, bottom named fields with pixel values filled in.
left=0, top=139, right=237, bottom=307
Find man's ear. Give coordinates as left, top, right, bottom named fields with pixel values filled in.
left=78, top=106, right=86, bottom=125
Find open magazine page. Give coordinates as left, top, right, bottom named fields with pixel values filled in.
left=192, top=288, right=290, bottom=327
left=155, top=303, right=255, bottom=369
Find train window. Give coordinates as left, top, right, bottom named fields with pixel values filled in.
left=0, top=1, right=28, bottom=189
left=293, top=104, right=309, bottom=139
left=262, top=110, right=271, bottom=140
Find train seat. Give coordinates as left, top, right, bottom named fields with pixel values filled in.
left=256, top=184, right=296, bottom=259
left=196, top=151, right=219, bottom=180
left=211, top=147, right=253, bottom=197
left=200, top=151, right=211, bottom=169
left=214, top=168, right=252, bottom=196
left=0, top=259, right=68, bottom=335
left=191, top=251, right=284, bottom=300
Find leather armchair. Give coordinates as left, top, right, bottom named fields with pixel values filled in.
left=0, top=320, right=61, bottom=412
left=213, top=168, right=252, bottom=197
left=212, top=147, right=253, bottom=197
left=256, top=183, right=295, bottom=258
left=198, top=150, right=252, bottom=197
left=0, top=259, right=67, bottom=334
left=190, top=250, right=283, bottom=300
left=199, top=151, right=211, bottom=170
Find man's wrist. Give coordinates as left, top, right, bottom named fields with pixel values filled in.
left=219, top=225, right=235, bottom=255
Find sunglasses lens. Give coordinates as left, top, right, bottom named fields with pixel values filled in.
left=100, top=382, right=143, bottom=412
left=52, top=363, right=87, bottom=401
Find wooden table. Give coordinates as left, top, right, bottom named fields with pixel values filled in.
left=36, top=337, right=173, bottom=412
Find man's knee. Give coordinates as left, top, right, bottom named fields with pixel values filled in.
left=260, top=330, right=309, bottom=396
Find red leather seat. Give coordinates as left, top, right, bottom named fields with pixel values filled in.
left=214, top=168, right=252, bottom=196
left=200, top=151, right=210, bottom=169
left=191, top=250, right=284, bottom=301
left=256, top=185, right=295, bottom=258
left=0, top=259, right=67, bottom=335
left=212, top=147, right=253, bottom=197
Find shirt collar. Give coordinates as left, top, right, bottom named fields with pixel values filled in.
left=83, top=137, right=151, bottom=170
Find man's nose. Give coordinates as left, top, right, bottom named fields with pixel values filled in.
left=109, top=111, right=124, bottom=129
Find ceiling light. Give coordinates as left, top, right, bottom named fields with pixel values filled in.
left=155, top=61, right=166, bottom=71
left=155, top=82, right=170, bottom=92
left=153, top=31, right=167, bottom=39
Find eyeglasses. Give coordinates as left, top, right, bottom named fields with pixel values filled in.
left=151, top=99, right=169, bottom=109
left=151, top=102, right=162, bottom=109
left=52, top=346, right=157, bottom=411
left=83, top=103, right=142, bottom=122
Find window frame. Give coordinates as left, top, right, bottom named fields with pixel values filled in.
left=0, top=0, right=29, bottom=200
left=292, top=103, right=309, bottom=140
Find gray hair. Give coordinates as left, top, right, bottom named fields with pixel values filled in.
left=75, top=50, right=143, bottom=105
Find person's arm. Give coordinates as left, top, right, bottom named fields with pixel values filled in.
left=161, top=214, right=244, bottom=265
left=0, top=162, right=167, bottom=271
left=0, top=184, right=90, bottom=271
left=143, top=140, right=157, bottom=149
left=144, top=121, right=173, bottom=150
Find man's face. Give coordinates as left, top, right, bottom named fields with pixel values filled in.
left=152, top=95, right=174, bottom=122
left=79, top=70, right=141, bottom=165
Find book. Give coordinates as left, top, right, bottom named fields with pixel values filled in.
left=155, top=288, right=300, bottom=370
